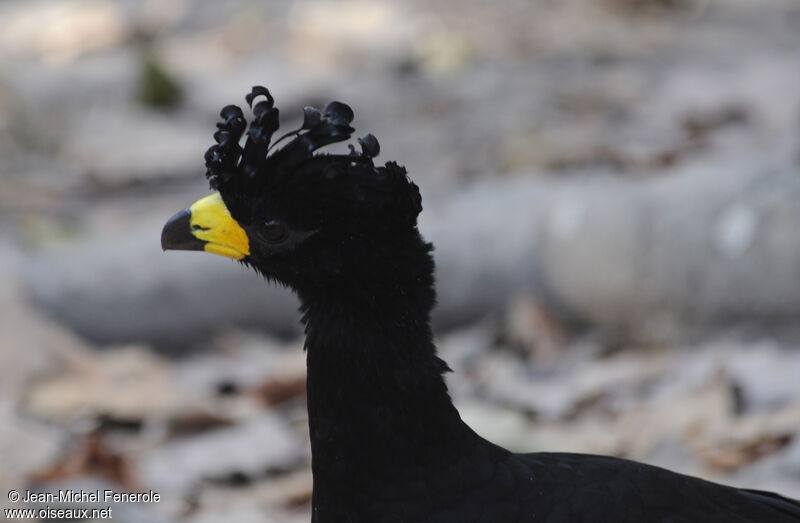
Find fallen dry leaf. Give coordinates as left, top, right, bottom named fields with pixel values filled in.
left=251, top=376, right=307, bottom=406
left=694, top=433, right=793, bottom=473
left=504, top=296, right=567, bottom=363
left=28, top=430, right=136, bottom=488
left=167, top=410, right=235, bottom=437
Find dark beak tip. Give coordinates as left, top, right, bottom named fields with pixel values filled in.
left=161, top=208, right=206, bottom=252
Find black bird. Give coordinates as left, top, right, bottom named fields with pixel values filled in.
left=162, top=87, right=800, bottom=522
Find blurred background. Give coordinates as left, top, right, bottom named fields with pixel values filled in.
left=2, top=0, right=800, bottom=521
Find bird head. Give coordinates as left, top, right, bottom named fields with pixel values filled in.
left=161, top=86, right=425, bottom=296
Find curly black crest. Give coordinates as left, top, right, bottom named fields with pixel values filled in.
left=203, top=86, right=422, bottom=229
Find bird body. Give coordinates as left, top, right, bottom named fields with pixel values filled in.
left=162, top=86, right=800, bottom=522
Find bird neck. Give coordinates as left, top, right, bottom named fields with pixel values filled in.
left=298, top=235, right=473, bottom=494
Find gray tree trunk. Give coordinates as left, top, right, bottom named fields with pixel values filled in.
left=24, top=158, right=800, bottom=349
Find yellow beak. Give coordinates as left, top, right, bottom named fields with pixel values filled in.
left=161, top=193, right=250, bottom=260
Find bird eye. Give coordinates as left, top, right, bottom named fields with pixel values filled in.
left=263, top=220, right=288, bottom=243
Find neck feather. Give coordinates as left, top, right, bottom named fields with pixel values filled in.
left=299, top=234, right=471, bottom=493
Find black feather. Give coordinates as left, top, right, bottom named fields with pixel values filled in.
left=193, top=86, right=800, bottom=523
left=203, top=86, right=421, bottom=230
